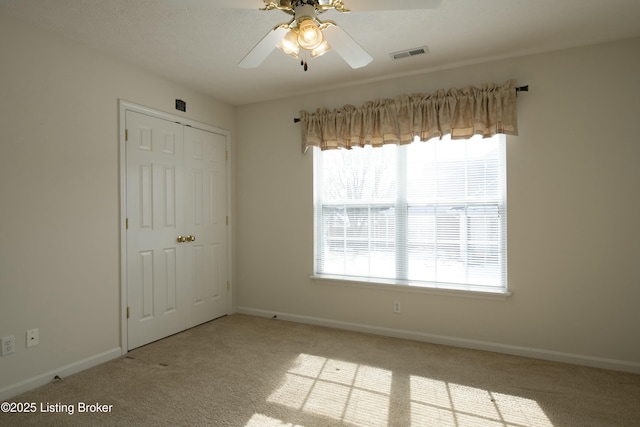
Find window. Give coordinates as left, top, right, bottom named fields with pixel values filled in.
left=313, top=134, right=507, bottom=293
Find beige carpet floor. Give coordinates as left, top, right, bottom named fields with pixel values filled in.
left=2, top=314, right=639, bottom=426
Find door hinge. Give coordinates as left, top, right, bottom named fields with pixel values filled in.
left=225, top=150, right=228, bottom=161
left=126, top=218, right=129, bottom=230
left=126, top=306, right=130, bottom=319
left=125, top=129, right=128, bottom=142
left=226, top=216, right=229, bottom=226
left=227, top=281, right=230, bottom=291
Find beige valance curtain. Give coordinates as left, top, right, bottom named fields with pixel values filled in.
left=300, top=79, right=519, bottom=152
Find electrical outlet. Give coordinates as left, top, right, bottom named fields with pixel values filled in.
left=1, top=335, right=16, bottom=356
left=27, top=329, right=39, bottom=348
left=393, top=301, right=401, bottom=314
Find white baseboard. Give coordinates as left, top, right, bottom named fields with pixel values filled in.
left=0, top=347, right=122, bottom=401
left=236, top=306, right=640, bottom=374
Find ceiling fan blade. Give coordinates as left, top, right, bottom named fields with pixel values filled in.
left=239, top=27, right=288, bottom=68
left=322, top=25, right=372, bottom=69
left=210, top=0, right=265, bottom=9
left=344, top=0, right=442, bottom=11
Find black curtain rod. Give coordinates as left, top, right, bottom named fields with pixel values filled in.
left=293, top=85, right=529, bottom=123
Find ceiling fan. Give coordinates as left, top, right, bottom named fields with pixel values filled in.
left=213, top=0, right=442, bottom=71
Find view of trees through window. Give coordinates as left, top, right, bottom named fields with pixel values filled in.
left=314, top=135, right=507, bottom=290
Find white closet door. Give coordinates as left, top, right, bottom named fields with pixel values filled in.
left=183, top=126, right=228, bottom=328
left=126, top=110, right=186, bottom=350
left=125, top=110, right=230, bottom=350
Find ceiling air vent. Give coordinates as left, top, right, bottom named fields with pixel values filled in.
left=390, top=45, right=430, bottom=60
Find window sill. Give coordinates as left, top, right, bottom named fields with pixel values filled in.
left=310, top=274, right=512, bottom=301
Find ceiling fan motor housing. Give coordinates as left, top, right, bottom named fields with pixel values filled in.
left=294, top=3, right=318, bottom=23
left=294, top=0, right=325, bottom=8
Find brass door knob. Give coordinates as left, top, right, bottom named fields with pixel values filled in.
left=187, top=235, right=196, bottom=242
left=177, top=235, right=187, bottom=243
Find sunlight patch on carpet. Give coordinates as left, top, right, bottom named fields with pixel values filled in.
left=245, top=413, right=302, bottom=427
left=410, top=376, right=553, bottom=426
left=263, top=353, right=553, bottom=426
left=267, top=353, right=391, bottom=427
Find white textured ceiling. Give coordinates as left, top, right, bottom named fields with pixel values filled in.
left=2, top=0, right=640, bottom=106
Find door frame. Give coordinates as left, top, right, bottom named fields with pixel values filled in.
left=118, top=100, right=233, bottom=354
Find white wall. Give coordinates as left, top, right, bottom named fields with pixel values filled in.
left=0, top=14, right=235, bottom=397
left=235, top=37, right=640, bottom=372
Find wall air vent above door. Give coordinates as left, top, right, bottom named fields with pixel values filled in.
left=390, top=45, right=430, bottom=60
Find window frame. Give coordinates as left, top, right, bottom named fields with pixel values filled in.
left=311, top=135, right=511, bottom=299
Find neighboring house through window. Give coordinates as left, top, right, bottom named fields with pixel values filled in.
left=313, top=134, right=507, bottom=294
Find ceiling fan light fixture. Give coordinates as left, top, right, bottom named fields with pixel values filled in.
left=239, top=0, right=384, bottom=70
left=297, top=18, right=324, bottom=50
left=277, top=29, right=300, bottom=58
left=310, top=40, right=331, bottom=58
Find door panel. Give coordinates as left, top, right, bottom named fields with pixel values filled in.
left=126, top=110, right=185, bottom=350
left=184, top=126, right=228, bottom=327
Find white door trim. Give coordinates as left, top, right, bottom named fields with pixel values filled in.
left=118, top=100, right=232, bottom=354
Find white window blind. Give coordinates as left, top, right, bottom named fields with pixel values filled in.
left=313, top=134, right=507, bottom=292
